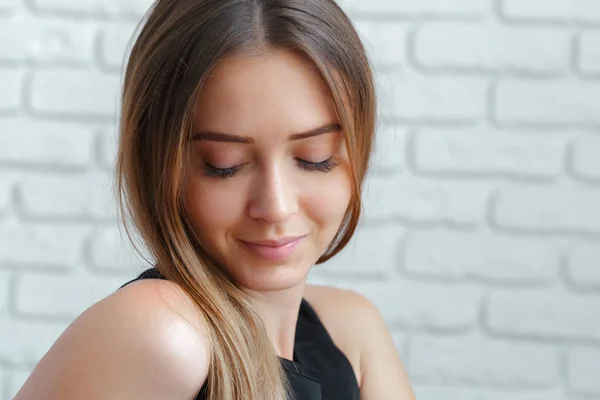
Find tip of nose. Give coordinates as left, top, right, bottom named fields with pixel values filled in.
left=248, top=175, right=299, bottom=222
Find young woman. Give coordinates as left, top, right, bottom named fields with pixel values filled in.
left=15, top=0, right=415, bottom=399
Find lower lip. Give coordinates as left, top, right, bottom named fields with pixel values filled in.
left=240, top=237, right=305, bottom=261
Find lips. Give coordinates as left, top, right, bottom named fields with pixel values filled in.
left=243, top=236, right=304, bottom=247
left=239, top=235, right=306, bottom=261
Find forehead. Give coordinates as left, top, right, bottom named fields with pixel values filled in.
left=193, top=49, right=338, bottom=139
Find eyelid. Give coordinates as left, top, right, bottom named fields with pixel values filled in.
left=192, top=145, right=246, bottom=168
left=201, top=162, right=246, bottom=178
left=199, top=155, right=340, bottom=179
left=204, top=161, right=244, bottom=170
left=296, top=156, right=339, bottom=172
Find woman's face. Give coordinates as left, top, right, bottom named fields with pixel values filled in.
left=182, top=49, right=352, bottom=292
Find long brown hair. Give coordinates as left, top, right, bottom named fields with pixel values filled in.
left=115, top=0, right=376, bottom=398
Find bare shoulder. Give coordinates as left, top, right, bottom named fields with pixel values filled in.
left=15, top=278, right=210, bottom=400
left=303, top=284, right=415, bottom=399
left=303, top=283, right=376, bottom=326
left=302, top=284, right=375, bottom=382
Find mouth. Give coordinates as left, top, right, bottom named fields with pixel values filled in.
left=238, top=235, right=307, bottom=261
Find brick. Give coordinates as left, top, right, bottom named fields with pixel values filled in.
left=571, top=135, right=600, bottom=181
left=494, top=183, right=600, bottom=234
left=19, top=172, right=118, bottom=221
left=88, top=225, right=151, bottom=274
left=98, top=126, right=118, bottom=170
left=486, top=288, right=600, bottom=340
left=413, top=128, right=567, bottom=178
left=0, top=270, right=9, bottom=315
left=353, top=21, right=407, bottom=68
left=568, top=347, right=600, bottom=395
left=378, top=71, right=487, bottom=122
left=0, top=0, right=19, bottom=13
left=501, top=0, right=600, bottom=23
left=354, top=277, right=484, bottom=331
left=0, top=174, right=15, bottom=217
left=28, top=70, right=121, bottom=118
left=0, top=219, right=86, bottom=269
left=410, top=334, right=558, bottom=386
left=0, top=69, right=24, bottom=112
left=15, top=271, right=124, bottom=318
left=363, top=174, right=491, bottom=226
left=0, top=316, right=68, bottom=364
left=567, top=243, right=600, bottom=288
left=29, top=0, right=153, bottom=17
left=0, top=117, right=95, bottom=168
left=0, top=15, right=94, bottom=65
left=338, top=0, right=487, bottom=16
left=370, top=125, right=408, bottom=173
left=317, top=224, right=404, bottom=277
left=413, top=385, right=567, bottom=400
left=415, top=23, right=569, bottom=74
left=578, top=31, right=600, bottom=75
left=97, top=22, right=137, bottom=71
left=404, top=230, right=560, bottom=283
left=495, top=80, right=600, bottom=126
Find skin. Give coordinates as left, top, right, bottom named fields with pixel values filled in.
left=182, top=48, right=351, bottom=360
left=14, top=48, right=414, bottom=399
left=184, top=48, right=414, bottom=399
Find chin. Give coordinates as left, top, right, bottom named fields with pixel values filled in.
left=228, top=258, right=312, bottom=292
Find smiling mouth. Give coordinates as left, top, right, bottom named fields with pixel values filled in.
left=242, top=236, right=306, bottom=247
left=238, top=235, right=307, bottom=261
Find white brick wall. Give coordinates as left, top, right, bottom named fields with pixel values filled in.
left=414, top=23, right=570, bottom=75
left=0, top=14, right=95, bottom=65
left=29, top=71, right=122, bottom=117
left=0, top=118, right=96, bottom=167
left=501, top=0, right=600, bottom=23
left=578, top=31, right=600, bottom=76
left=410, top=333, right=559, bottom=386
left=495, top=80, right=600, bottom=125
left=403, top=230, right=561, bottom=283
left=571, top=135, right=600, bottom=181
left=412, top=128, right=568, bottom=178
left=0, top=69, right=23, bottom=112
left=567, top=243, right=600, bottom=287
left=567, top=347, right=600, bottom=396
left=1, top=0, right=600, bottom=399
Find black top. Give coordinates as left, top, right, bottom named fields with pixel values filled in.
left=118, top=268, right=360, bottom=400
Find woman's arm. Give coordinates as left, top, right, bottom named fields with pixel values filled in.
left=304, top=284, right=415, bottom=399
left=14, top=279, right=210, bottom=400
left=355, top=297, right=415, bottom=400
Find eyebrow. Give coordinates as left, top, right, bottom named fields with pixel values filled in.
left=192, top=122, right=342, bottom=143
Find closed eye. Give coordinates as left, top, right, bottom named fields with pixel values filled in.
left=201, top=162, right=245, bottom=179
left=296, top=156, right=339, bottom=173
left=200, top=156, right=340, bottom=179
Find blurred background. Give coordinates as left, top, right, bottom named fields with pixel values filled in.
left=1, top=0, right=600, bottom=399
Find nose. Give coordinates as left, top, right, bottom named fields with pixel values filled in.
left=248, top=163, right=298, bottom=224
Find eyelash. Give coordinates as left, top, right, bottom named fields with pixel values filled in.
left=296, top=157, right=340, bottom=173
left=201, top=157, right=339, bottom=179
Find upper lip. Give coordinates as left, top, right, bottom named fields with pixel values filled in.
left=242, top=236, right=305, bottom=247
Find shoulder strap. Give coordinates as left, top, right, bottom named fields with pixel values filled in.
left=297, top=298, right=337, bottom=343
left=118, top=267, right=165, bottom=290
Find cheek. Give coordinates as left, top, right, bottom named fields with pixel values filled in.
left=302, top=165, right=352, bottom=230
left=182, top=178, right=244, bottom=240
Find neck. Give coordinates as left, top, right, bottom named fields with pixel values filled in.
left=242, top=281, right=306, bottom=360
